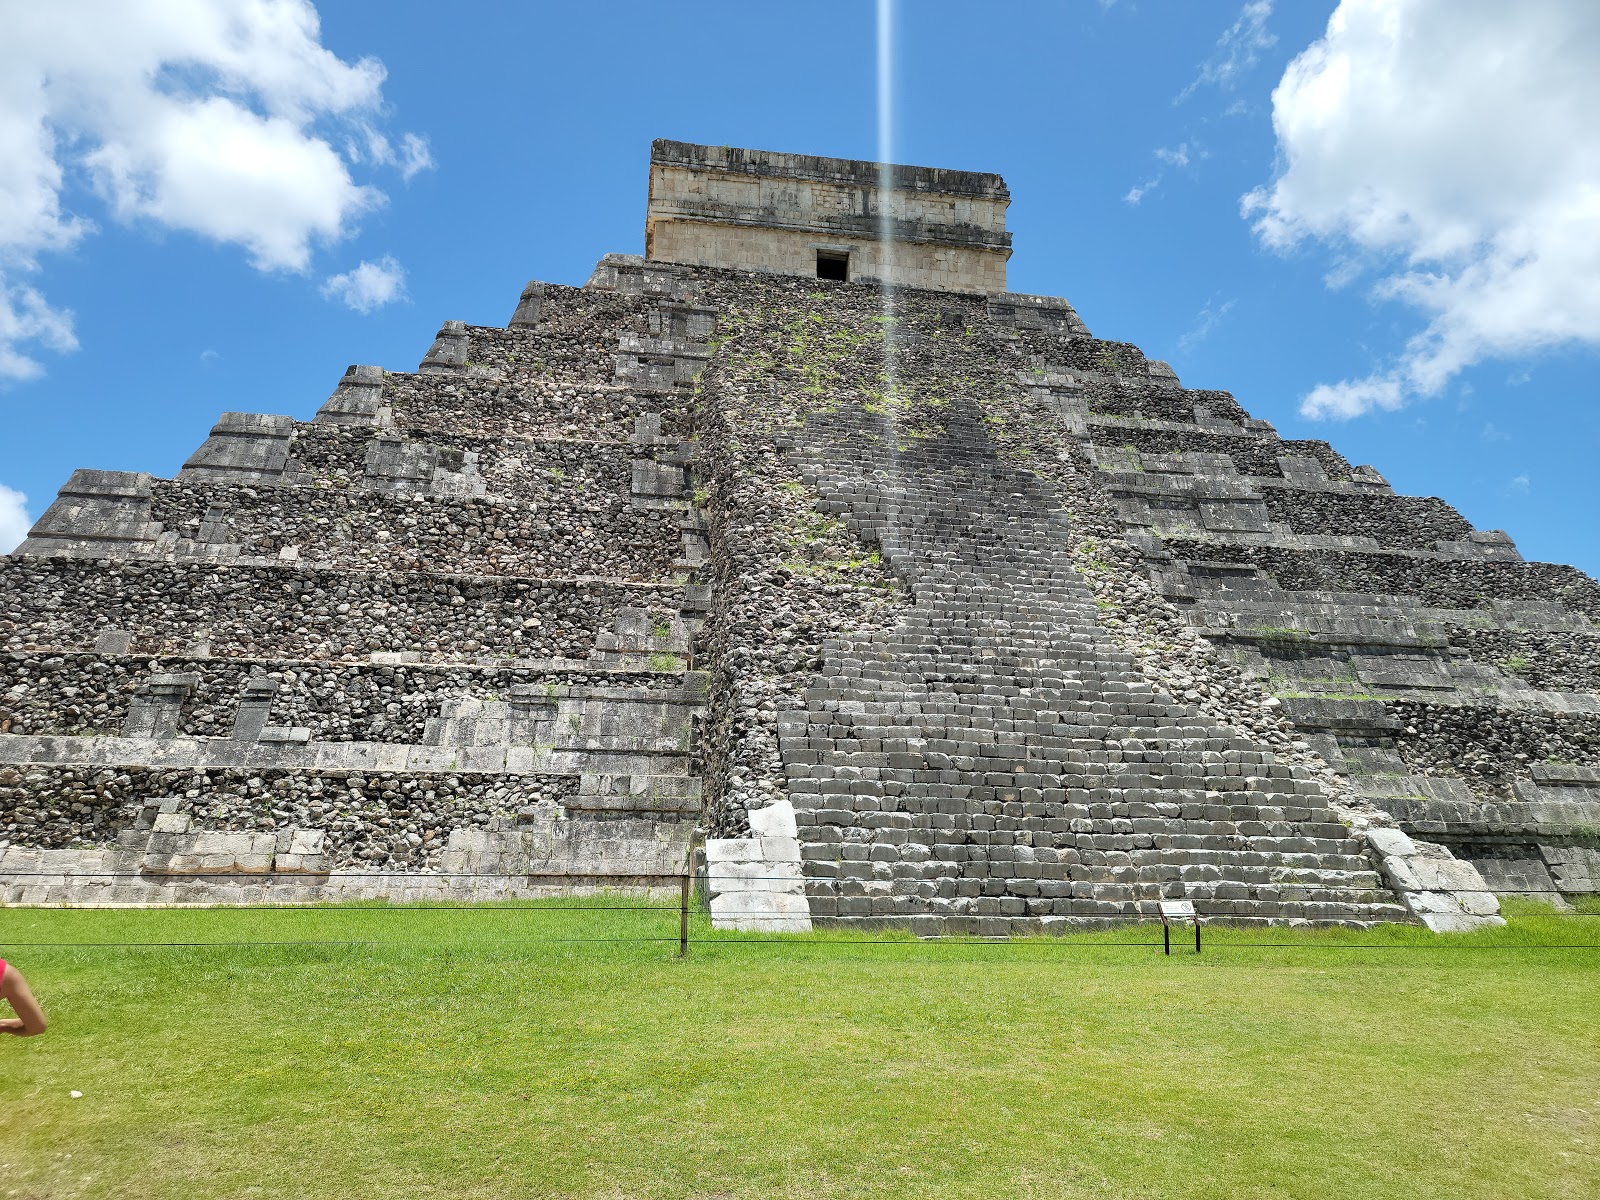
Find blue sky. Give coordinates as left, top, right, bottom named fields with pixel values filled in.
left=3, top=0, right=1597, bottom=575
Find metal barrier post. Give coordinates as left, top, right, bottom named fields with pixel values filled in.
left=678, top=873, right=691, bottom=957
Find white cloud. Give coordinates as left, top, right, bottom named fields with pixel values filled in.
left=0, top=483, right=31, bottom=553
left=1180, top=1, right=1276, bottom=101
left=1124, top=181, right=1157, bottom=206
left=1299, top=375, right=1404, bottom=421
left=1321, top=257, right=1364, bottom=291
left=398, top=134, right=434, bottom=181
left=322, top=255, right=406, bottom=314
left=0, top=0, right=431, bottom=379
left=1507, top=473, right=1530, bottom=495
left=0, top=282, right=78, bottom=382
left=1124, top=144, right=1199, bottom=206
left=1178, top=297, right=1236, bottom=353
left=354, top=130, right=435, bottom=182
left=1244, top=0, right=1600, bottom=419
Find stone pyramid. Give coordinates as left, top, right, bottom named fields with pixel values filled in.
left=5, top=139, right=1596, bottom=931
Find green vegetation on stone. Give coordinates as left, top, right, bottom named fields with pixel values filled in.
left=1248, top=625, right=1318, bottom=643
left=1273, top=688, right=1390, bottom=702
left=780, top=550, right=885, bottom=580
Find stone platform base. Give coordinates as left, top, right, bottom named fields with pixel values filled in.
left=0, top=814, right=693, bottom=906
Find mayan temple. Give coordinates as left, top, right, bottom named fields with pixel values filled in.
left=3, top=138, right=1597, bottom=932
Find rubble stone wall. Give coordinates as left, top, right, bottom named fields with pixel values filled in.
left=0, top=558, right=663, bottom=660
left=1, top=261, right=707, bottom=903
left=0, top=763, right=579, bottom=866
left=1163, top=540, right=1600, bottom=615
left=147, top=481, right=681, bottom=580
left=0, top=652, right=671, bottom=742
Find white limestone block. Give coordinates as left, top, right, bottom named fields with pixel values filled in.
left=748, top=800, right=798, bottom=839
left=709, top=890, right=812, bottom=933
left=1407, top=890, right=1459, bottom=914
left=1458, top=890, right=1503, bottom=917
left=757, top=836, right=800, bottom=862
left=1364, top=827, right=1417, bottom=857
left=1419, top=908, right=1497, bottom=933
left=705, top=860, right=803, bottom=895
left=1380, top=855, right=1422, bottom=892
left=705, top=837, right=762, bottom=863
left=1410, top=856, right=1490, bottom=893
left=445, top=828, right=493, bottom=852
left=190, top=831, right=249, bottom=856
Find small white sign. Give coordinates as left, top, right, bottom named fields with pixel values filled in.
left=1159, top=900, right=1196, bottom=919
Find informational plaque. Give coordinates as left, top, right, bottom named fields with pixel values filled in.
left=1158, top=898, right=1201, bottom=954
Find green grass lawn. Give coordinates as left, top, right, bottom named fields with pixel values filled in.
left=2, top=900, right=1597, bottom=1200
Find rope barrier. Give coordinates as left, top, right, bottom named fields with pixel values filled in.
left=5, top=864, right=1596, bottom=960
left=3, top=905, right=1595, bottom=919
left=3, top=908, right=684, bottom=915
left=0, top=876, right=688, bottom=883
left=5, top=939, right=1597, bottom=951
left=0, top=936, right=689, bottom=948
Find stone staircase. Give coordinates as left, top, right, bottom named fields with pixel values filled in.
left=999, top=304, right=1600, bottom=909
left=778, top=404, right=1410, bottom=931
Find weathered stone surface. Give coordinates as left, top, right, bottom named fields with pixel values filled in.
left=4, top=140, right=1589, bottom=924
left=703, top=801, right=811, bottom=932
left=2, top=276, right=708, bottom=901
left=17, top=470, right=161, bottom=557
left=646, top=139, right=1011, bottom=294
